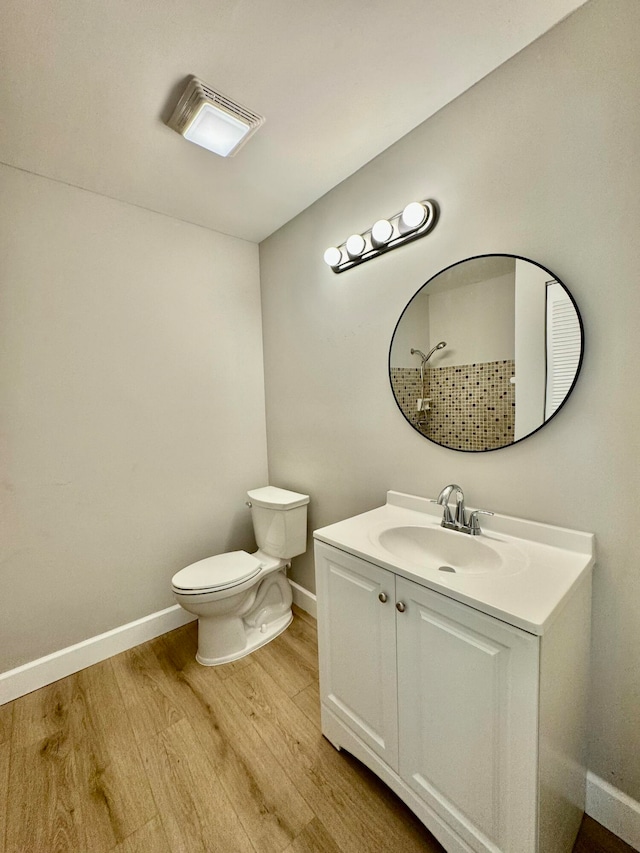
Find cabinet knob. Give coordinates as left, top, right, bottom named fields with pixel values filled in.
left=396, top=601, right=406, bottom=613
left=378, top=592, right=388, bottom=603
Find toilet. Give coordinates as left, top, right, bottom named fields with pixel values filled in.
left=171, top=486, right=310, bottom=666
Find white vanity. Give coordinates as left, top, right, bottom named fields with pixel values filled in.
left=313, top=490, right=594, bottom=853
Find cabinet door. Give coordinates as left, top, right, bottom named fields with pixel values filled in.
left=315, top=542, right=398, bottom=770
left=396, top=577, right=539, bottom=853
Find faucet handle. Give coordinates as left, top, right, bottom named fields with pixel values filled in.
left=468, top=509, right=494, bottom=535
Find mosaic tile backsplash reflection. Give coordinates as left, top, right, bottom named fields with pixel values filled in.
left=391, top=360, right=515, bottom=451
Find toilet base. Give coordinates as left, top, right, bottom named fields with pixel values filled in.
left=195, top=610, right=293, bottom=666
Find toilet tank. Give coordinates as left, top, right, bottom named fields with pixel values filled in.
left=247, top=486, right=309, bottom=559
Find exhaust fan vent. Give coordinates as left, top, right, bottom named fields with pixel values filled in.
left=167, top=76, right=265, bottom=157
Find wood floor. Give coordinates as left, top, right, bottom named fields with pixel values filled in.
left=0, top=608, right=634, bottom=853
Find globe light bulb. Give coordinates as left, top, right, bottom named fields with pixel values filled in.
left=323, top=246, right=343, bottom=267
left=399, top=201, right=427, bottom=234
left=371, top=219, right=394, bottom=248
left=345, top=234, right=366, bottom=259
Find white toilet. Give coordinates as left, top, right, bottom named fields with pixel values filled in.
left=171, top=486, right=310, bottom=666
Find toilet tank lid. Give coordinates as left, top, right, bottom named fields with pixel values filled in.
left=247, top=486, right=309, bottom=509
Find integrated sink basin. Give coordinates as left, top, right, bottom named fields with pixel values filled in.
left=313, top=490, right=595, bottom=635
left=374, top=524, right=507, bottom=575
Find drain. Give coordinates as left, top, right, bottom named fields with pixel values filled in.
left=439, top=565, right=456, bottom=573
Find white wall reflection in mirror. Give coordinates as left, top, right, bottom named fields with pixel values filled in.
left=389, top=255, right=583, bottom=451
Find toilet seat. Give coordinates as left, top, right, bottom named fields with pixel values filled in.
left=171, top=551, right=263, bottom=595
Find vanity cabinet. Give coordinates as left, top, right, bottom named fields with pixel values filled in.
left=315, top=539, right=591, bottom=853
left=314, top=546, right=399, bottom=769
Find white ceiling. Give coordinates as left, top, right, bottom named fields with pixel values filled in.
left=1, top=0, right=588, bottom=243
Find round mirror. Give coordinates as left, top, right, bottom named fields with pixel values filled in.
left=389, top=254, right=584, bottom=451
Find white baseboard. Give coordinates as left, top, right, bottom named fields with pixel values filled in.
left=586, top=771, right=640, bottom=850
left=0, top=605, right=196, bottom=706
left=289, top=579, right=317, bottom=619
left=0, top=580, right=316, bottom=706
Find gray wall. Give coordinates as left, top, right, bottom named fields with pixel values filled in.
left=0, top=164, right=268, bottom=672
left=260, top=0, right=640, bottom=801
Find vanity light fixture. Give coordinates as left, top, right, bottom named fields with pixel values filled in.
left=371, top=218, right=394, bottom=248
left=323, top=199, right=438, bottom=273
left=399, top=201, right=428, bottom=234
left=166, top=76, right=265, bottom=157
left=323, top=246, right=343, bottom=268
left=345, top=233, right=366, bottom=259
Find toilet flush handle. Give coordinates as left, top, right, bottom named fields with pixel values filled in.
left=245, top=501, right=252, bottom=508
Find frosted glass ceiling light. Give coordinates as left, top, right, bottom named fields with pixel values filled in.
left=323, top=198, right=438, bottom=274
left=184, top=105, right=250, bottom=156
left=167, top=76, right=265, bottom=157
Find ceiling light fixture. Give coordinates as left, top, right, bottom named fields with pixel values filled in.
left=167, top=76, right=265, bottom=158
left=323, top=199, right=438, bottom=274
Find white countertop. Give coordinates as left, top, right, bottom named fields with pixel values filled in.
left=313, top=491, right=595, bottom=635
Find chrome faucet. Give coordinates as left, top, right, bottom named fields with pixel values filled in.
left=433, top=484, right=493, bottom=535
left=436, top=483, right=466, bottom=528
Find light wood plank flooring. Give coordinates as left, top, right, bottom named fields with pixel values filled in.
left=0, top=608, right=634, bottom=853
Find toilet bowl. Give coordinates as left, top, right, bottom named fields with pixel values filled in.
left=172, top=486, right=309, bottom=666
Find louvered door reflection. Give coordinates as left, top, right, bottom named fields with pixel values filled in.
left=545, top=281, right=582, bottom=419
